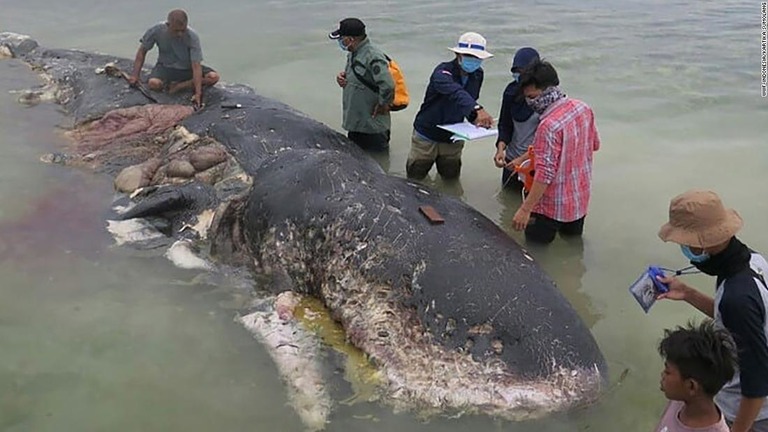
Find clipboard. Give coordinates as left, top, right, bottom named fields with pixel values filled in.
left=437, top=121, right=498, bottom=142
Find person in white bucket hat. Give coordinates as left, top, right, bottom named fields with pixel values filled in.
left=656, top=189, right=768, bottom=432
left=407, top=32, right=494, bottom=180
left=448, top=32, right=494, bottom=60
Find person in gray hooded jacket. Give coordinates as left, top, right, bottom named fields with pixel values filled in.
left=493, top=47, right=541, bottom=191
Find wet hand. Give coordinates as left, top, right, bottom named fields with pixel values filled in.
left=191, top=93, right=203, bottom=110
left=655, top=275, right=689, bottom=301
left=473, top=109, right=494, bottom=129
left=493, top=149, right=506, bottom=168
left=506, top=155, right=528, bottom=171
left=512, top=207, right=531, bottom=231
left=336, top=71, right=347, bottom=88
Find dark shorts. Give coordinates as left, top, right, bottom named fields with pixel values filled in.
left=348, top=130, right=391, bottom=152
left=525, top=213, right=585, bottom=244
left=149, top=64, right=216, bottom=83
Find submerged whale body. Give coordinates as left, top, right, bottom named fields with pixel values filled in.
left=1, top=31, right=607, bottom=427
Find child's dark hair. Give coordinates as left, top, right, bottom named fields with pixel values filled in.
left=658, top=319, right=737, bottom=396
left=518, top=59, right=560, bottom=90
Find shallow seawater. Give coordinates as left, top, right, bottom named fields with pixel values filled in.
left=0, top=60, right=305, bottom=432
left=1, top=0, right=768, bottom=431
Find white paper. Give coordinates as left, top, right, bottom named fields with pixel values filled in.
left=437, top=121, right=498, bottom=142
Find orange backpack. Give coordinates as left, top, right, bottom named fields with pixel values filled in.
left=352, top=54, right=410, bottom=112
left=385, top=56, right=409, bottom=111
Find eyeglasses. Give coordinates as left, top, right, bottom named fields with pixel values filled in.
left=457, top=42, right=485, bottom=51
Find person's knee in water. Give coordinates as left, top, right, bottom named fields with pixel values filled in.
left=524, top=213, right=585, bottom=245
left=524, top=213, right=558, bottom=244
left=406, top=159, right=434, bottom=180
left=558, top=217, right=585, bottom=238
left=348, top=130, right=390, bottom=153
left=436, top=156, right=461, bottom=179
left=406, top=131, right=438, bottom=180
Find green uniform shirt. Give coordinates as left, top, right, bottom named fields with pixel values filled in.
left=342, top=38, right=395, bottom=134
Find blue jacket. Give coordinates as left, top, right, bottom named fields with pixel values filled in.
left=413, top=60, right=483, bottom=143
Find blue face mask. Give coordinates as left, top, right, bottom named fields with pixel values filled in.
left=337, top=39, right=348, bottom=52
left=681, top=245, right=710, bottom=263
left=460, top=56, right=483, bottom=73
left=512, top=72, right=520, bottom=81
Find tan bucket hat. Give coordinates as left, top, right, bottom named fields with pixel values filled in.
left=658, top=189, right=743, bottom=248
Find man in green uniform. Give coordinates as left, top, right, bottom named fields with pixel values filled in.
left=329, top=18, right=395, bottom=152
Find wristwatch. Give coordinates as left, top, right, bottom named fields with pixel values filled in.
left=474, top=104, right=483, bottom=111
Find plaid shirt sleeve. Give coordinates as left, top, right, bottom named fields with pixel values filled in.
left=532, top=121, right=561, bottom=185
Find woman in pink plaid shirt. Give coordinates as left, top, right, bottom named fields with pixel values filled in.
left=511, top=60, right=601, bottom=244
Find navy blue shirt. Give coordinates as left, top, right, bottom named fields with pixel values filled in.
left=718, top=265, right=768, bottom=397
left=710, top=241, right=768, bottom=421
left=413, top=60, right=483, bottom=143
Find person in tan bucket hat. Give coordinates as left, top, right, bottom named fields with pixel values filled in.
left=658, top=189, right=743, bottom=250
left=656, top=189, right=768, bottom=432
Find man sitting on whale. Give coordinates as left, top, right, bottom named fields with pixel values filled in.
left=127, top=9, right=220, bottom=109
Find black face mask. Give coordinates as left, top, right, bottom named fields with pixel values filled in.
left=691, top=237, right=751, bottom=278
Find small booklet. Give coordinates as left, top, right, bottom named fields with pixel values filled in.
left=628, top=266, right=669, bottom=313
left=437, top=121, right=498, bottom=142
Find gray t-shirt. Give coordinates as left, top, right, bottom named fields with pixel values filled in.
left=140, top=23, right=203, bottom=70
left=505, top=112, right=540, bottom=160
